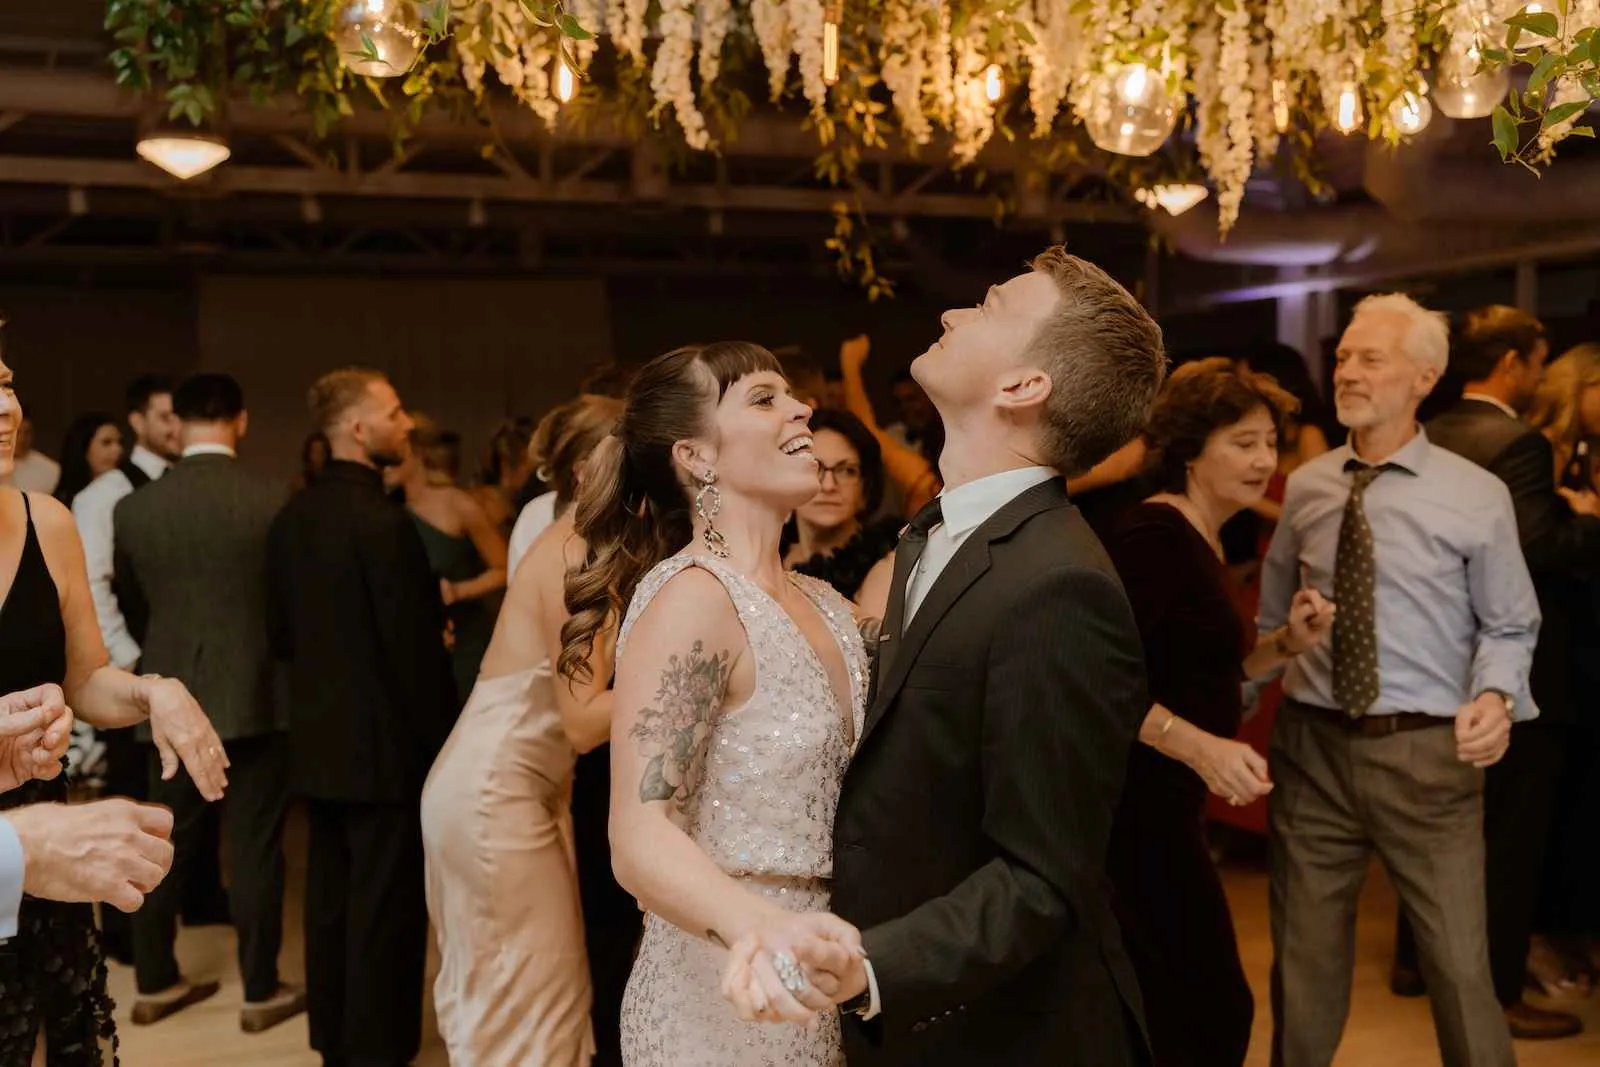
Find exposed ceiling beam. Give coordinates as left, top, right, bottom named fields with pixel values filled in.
left=0, top=154, right=1133, bottom=223
left=1168, top=227, right=1600, bottom=311
left=0, top=67, right=1100, bottom=175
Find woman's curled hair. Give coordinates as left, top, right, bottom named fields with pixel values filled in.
left=1141, top=356, right=1299, bottom=494
left=557, top=341, right=782, bottom=684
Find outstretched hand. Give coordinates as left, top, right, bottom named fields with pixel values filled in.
left=142, top=676, right=229, bottom=801
left=0, top=684, right=74, bottom=793
left=720, top=911, right=865, bottom=1024
left=839, top=335, right=871, bottom=375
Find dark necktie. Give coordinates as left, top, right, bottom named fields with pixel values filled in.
left=1332, top=462, right=1390, bottom=718
left=880, top=498, right=945, bottom=647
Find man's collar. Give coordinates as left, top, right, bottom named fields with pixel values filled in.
left=1461, top=392, right=1521, bottom=421
left=130, top=444, right=171, bottom=480
left=1339, top=425, right=1431, bottom=476
left=319, top=459, right=385, bottom=487
left=937, top=466, right=1057, bottom=537
left=181, top=443, right=236, bottom=460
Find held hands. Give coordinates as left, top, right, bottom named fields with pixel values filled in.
left=1194, top=736, right=1273, bottom=807
left=140, top=676, right=229, bottom=801
left=1284, top=585, right=1336, bottom=654
left=0, top=684, right=74, bottom=793
left=1455, top=692, right=1513, bottom=768
left=721, top=911, right=866, bottom=1025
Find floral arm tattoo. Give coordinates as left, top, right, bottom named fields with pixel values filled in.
left=630, top=640, right=732, bottom=814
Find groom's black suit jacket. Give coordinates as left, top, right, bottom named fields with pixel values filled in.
left=832, top=477, right=1152, bottom=1067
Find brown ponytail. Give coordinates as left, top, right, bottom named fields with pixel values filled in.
left=557, top=342, right=782, bottom=683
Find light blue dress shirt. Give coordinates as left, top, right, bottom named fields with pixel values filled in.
left=1258, top=429, right=1541, bottom=720
left=0, top=815, right=23, bottom=939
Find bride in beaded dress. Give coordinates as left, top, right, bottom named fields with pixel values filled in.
left=558, top=342, right=869, bottom=1067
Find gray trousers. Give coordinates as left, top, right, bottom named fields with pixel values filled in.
left=1267, top=701, right=1514, bottom=1067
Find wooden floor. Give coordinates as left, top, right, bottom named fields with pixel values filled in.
left=106, top=815, right=1600, bottom=1066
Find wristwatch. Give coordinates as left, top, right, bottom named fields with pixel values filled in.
left=1481, top=688, right=1515, bottom=716
left=840, top=988, right=872, bottom=1017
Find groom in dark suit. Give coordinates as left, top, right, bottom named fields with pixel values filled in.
left=733, top=249, right=1166, bottom=1065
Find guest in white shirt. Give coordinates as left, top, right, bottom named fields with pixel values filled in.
left=51, top=413, right=124, bottom=509
left=72, top=375, right=181, bottom=671
left=507, top=396, right=623, bottom=576
left=3, top=420, right=59, bottom=495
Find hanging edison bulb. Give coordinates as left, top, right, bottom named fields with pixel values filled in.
left=1271, top=77, right=1291, bottom=134
left=555, top=57, right=577, bottom=104
left=334, top=0, right=423, bottom=78
left=1433, top=30, right=1511, bottom=119
left=1083, top=62, right=1180, bottom=157
left=822, top=1, right=842, bottom=86
left=983, top=64, right=1004, bottom=104
left=1388, top=89, right=1432, bottom=136
left=1333, top=82, right=1364, bottom=134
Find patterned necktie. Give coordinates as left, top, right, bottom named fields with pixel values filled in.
left=1332, top=462, right=1389, bottom=718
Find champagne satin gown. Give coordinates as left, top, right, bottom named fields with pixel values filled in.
left=614, top=555, right=866, bottom=1067
left=422, top=663, right=596, bottom=1066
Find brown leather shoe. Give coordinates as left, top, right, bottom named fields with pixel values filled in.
left=130, top=980, right=221, bottom=1025
left=240, top=984, right=308, bottom=1034
left=1505, top=1002, right=1583, bottom=1040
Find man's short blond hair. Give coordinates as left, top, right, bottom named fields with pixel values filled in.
left=308, top=367, right=387, bottom=435
left=1022, top=248, right=1168, bottom=476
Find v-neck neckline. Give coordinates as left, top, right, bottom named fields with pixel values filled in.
left=742, top=568, right=858, bottom=747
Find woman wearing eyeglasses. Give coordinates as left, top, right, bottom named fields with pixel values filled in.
left=782, top=409, right=901, bottom=619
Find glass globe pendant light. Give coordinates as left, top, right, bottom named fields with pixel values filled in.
left=1432, top=30, right=1510, bottom=119
left=1084, top=61, right=1181, bottom=157
left=1388, top=89, right=1433, bottom=136
left=334, top=0, right=424, bottom=78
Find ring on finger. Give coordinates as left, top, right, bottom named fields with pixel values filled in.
left=772, top=951, right=810, bottom=997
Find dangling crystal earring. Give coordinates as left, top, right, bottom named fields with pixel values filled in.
left=694, top=469, right=729, bottom=558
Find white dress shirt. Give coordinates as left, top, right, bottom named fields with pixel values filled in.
left=181, top=443, right=237, bottom=460
left=507, top=491, right=558, bottom=576
left=0, top=816, right=22, bottom=940
left=5, top=451, right=60, bottom=494
left=72, top=444, right=170, bottom=669
left=902, top=465, right=1058, bottom=626
left=858, top=464, right=1057, bottom=1018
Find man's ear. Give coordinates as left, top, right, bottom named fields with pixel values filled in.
left=996, top=369, right=1053, bottom=413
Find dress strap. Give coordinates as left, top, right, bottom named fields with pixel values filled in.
left=616, top=554, right=750, bottom=662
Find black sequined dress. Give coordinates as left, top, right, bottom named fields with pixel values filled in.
left=0, top=492, right=118, bottom=1065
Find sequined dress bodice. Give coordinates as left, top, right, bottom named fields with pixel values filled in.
left=617, top=555, right=867, bottom=882
left=614, top=554, right=866, bottom=1067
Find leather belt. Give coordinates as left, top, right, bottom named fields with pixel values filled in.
left=1288, top=700, right=1452, bottom=738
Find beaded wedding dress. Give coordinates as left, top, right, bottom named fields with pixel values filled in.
left=615, top=554, right=866, bottom=1067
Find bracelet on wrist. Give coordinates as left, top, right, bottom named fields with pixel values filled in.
left=1273, top=629, right=1299, bottom=659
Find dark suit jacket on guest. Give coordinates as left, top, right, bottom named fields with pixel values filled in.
left=1427, top=398, right=1600, bottom=725
left=832, top=478, right=1152, bottom=1067
left=113, top=451, right=286, bottom=741
left=266, top=459, right=456, bottom=803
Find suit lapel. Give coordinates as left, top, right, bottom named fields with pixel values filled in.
left=858, top=477, right=1069, bottom=748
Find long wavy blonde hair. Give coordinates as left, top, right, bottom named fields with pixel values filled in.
left=1526, top=342, right=1600, bottom=479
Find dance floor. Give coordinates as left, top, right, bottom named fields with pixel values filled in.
left=107, top=810, right=1600, bottom=1066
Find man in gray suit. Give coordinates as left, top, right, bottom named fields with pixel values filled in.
left=114, top=373, right=305, bottom=1032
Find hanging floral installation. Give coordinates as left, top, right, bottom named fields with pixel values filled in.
left=106, top=0, right=1600, bottom=292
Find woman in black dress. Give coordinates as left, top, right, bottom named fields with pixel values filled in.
left=1099, top=358, right=1327, bottom=1067
left=0, top=356, right=227, bottom=1065
left=782, top=408, right=900, bottom=617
